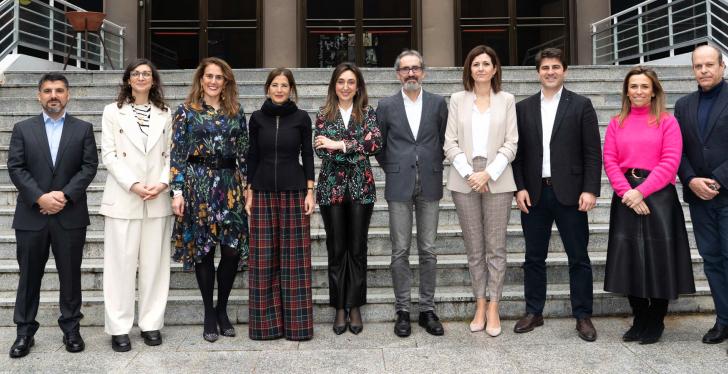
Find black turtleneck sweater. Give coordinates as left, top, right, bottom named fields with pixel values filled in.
left=247, top=98, right=315, bottom=191
left=698, top=79, right=725, bottom=139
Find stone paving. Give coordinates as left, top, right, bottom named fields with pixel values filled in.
left=0, top=314, right=726, bottom=373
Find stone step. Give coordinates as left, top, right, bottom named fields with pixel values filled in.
left=0, top=195, right=694, bottom=233
left=0, top=224, right=699, bottom=260
left=0, top=250, right=707, bottom=292
left=0, top=66, right=703, bottom=85
left=0, top=79, right=698, bottom=99
left=0, top=281, right=713, bottom=325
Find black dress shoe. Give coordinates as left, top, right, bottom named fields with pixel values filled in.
left=418, top=311, right=444, bottom=336
left=394, top=311, right=411, bottom=337
left=111, top=334, right=131, bottom=352
left=576, top=318, right=597, bottom=342
left=63, top=332, right=85, bottom=353
left=140, top=330, right=162, bottom=346
left=513, top=313, right=544, bottom=333
left=349, top=323, right=363, bottom=335
left=9, top=336, right=34, bottom=358
left=702, top=322, right=728, bottom=344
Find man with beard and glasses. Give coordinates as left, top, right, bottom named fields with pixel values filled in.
left=375, top=50, right=448, bottom=337
left=7, top=73, right=98, bottom=358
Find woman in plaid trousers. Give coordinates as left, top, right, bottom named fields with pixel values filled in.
left=245, top=68, right=315, bottom=341
left=314, top=63, right=382, bottom=335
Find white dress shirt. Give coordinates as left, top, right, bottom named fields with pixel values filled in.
left=452, top=98, right=509, bottom=181
left=339, top=105, right=353, bottom=126
left=540, top=87, right=563, bottom=178
left=402, top=88, right=423, bottom=139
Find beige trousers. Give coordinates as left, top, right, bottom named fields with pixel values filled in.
left=103, top=216, right=172, bottom=335
left=451, top=157, right=512, bottom=302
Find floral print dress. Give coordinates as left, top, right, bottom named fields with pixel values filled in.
left=170, top=103, right=249, bottom=270
left=314, top=105, right=382, bottom=205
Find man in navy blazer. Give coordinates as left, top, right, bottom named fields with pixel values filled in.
left=376, top=50, right=448, bottom=337
left=7, top=74, right=98, bottom=358
left=676, top=44, right=728, bottom=349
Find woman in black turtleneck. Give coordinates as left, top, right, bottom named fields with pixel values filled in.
left=245, top=68, right=315, bottom=341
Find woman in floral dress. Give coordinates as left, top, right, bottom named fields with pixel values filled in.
left=170, top=57, right=248, bottom=343
left=314, top=62, right=382, bottom=335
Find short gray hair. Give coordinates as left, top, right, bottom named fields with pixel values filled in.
left=394, top=49, right=425, bottom=70
left=693, top=44, right=724, bottom=65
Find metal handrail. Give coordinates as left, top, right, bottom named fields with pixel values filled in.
left=591, top=0, right=728, bottom=65
left=0, top=0, right=125, bottom=70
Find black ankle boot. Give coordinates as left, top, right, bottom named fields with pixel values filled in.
left=623, top=296, right=648, bottom=342
left=640, top=298, right=668, bottom=345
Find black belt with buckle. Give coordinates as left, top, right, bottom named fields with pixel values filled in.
left=542, top=177, right=552, bottom=186
left=627, top=168, right=650, bottom=179
left=187, top=155, right=236, bottom=169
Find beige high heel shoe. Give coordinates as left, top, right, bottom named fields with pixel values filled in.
left=485, top=304, right=502, bottom=337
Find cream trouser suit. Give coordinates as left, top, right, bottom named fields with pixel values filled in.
left=99, top=102, right=174, bottom=335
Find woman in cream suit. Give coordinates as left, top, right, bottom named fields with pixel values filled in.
left=444, top=45, right=518, bottom=337
left=99, top=59, right=173, bottom=352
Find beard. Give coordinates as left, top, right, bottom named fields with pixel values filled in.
left=43, top=101, right=65, bottom=114
left=403, top=80, right=421, bottom=92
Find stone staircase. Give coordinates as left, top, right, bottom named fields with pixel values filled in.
left=0, top=66, right=715, bottom=327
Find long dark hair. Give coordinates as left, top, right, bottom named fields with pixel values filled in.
left=185, top=57, right=240, bottom=117
left=322, top=62, right=368, bottom=123
left=116, top=58, right=167, bottom=111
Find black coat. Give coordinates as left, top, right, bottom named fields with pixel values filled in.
left=247, top=99, right=314, bottom=191
left=512, top=89, right=602, bottom=206
left=676, top=80, right=728, bottom=206
left=8, top=114, right=98, bottom=230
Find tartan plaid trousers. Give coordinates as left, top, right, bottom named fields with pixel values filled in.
left=248, top=190, right=313, bottom=340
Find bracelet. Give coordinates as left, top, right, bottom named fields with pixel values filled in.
left=307, top=187, right=314, bottom=191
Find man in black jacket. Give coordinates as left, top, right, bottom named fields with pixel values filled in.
left=7, top=73, right=98, bottom=358
left=512, top=48, right=602, bottom=341
left=676, top=44, right=728, bottom=349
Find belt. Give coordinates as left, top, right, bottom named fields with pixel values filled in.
left=187, top=155, right=236, bottom=169
left=627, top=168, right=650, bottom=179
left=542, top=177, right=552, bottom=186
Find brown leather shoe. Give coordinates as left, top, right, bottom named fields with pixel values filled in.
left=576, top=317, right=597, bottom=342
left=513, top=313, right=544, bottom=333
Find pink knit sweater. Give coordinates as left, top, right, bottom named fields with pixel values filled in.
left=603, top=105, right=683, bottom=198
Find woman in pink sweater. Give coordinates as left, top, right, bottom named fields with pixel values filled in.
left=603, top=66, right=695, bottom=344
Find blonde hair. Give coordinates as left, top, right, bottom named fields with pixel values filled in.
left=618, top=66, right=667, bottom=127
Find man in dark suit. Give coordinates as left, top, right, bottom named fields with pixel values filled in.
left=375, top=50, right=448, bottom=337
left=7, top=73, right=98, bottom=358
left=676, top=44, right=728, bottom=350
left=512, top=48, right=602, bottom=341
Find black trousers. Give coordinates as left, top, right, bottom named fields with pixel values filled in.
left=320, top=200, right=373, bottom=309
left=521, top=185, right=593, bottom=319
left=14, top=218, right=86, bottom=336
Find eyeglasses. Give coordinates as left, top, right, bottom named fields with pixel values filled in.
left=130, top=71, right=152, bottom=79
left=203, top=74, right=226, bottom=82
left=396, top=66, right=423, bottom=74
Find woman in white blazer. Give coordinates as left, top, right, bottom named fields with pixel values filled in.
left=99, top=59, right=173, bottom=352
left=444, top=45, right=518, bottom=337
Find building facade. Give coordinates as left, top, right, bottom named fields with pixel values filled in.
left=100, top=0, right=612, bottom=69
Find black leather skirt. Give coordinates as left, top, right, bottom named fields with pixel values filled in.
left=604, top=170, right=695, bottom=299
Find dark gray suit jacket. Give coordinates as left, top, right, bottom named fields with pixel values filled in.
left=7, top=114, right=98, bottom=230
left=375, top=90, right=448, bottom=201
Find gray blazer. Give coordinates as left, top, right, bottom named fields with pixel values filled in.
left=375, top=90, right=448, bottom=201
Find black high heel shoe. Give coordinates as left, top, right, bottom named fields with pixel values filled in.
left=216, top=307, right=236, bottom=337
left=349, top=307, right=363, bottom=335
left=203, top=312, right=219, bottom=342
left=333, top=308, right=348, bottom=335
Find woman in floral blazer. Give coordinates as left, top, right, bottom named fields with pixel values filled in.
left=314, top=62, right=381, bottom=335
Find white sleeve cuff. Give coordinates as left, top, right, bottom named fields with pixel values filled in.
left=452, top=153, right=474, bottom=178
left=485, top=153, right=509, bottom=181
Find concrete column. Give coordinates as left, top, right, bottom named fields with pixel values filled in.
left=421, top=0, right=454, bottom=67
left=263, top=0, right=298, bottom=68
left=575, top=0, right=610, bottom=64
left=104, top=0, right=139, bottom=67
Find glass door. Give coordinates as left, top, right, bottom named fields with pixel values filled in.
left=147, top=0, right=259, bottom=69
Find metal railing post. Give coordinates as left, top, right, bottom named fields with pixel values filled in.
left=667, top=0, right=674, bottom=57
left=12, top=0, right=19, bottom=54
left=99, top=28, right=104, bottom=70
left=707, top=0, right=713, bottom=42
left=612, top=16, right=619, bottom=65
left=637, top=5, right=644, bottom=63
left=119, top=27, right=125, bottom=69
left=592, top=23, right=597, bottom=64
left=48, top=0, right=54, bottom=61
